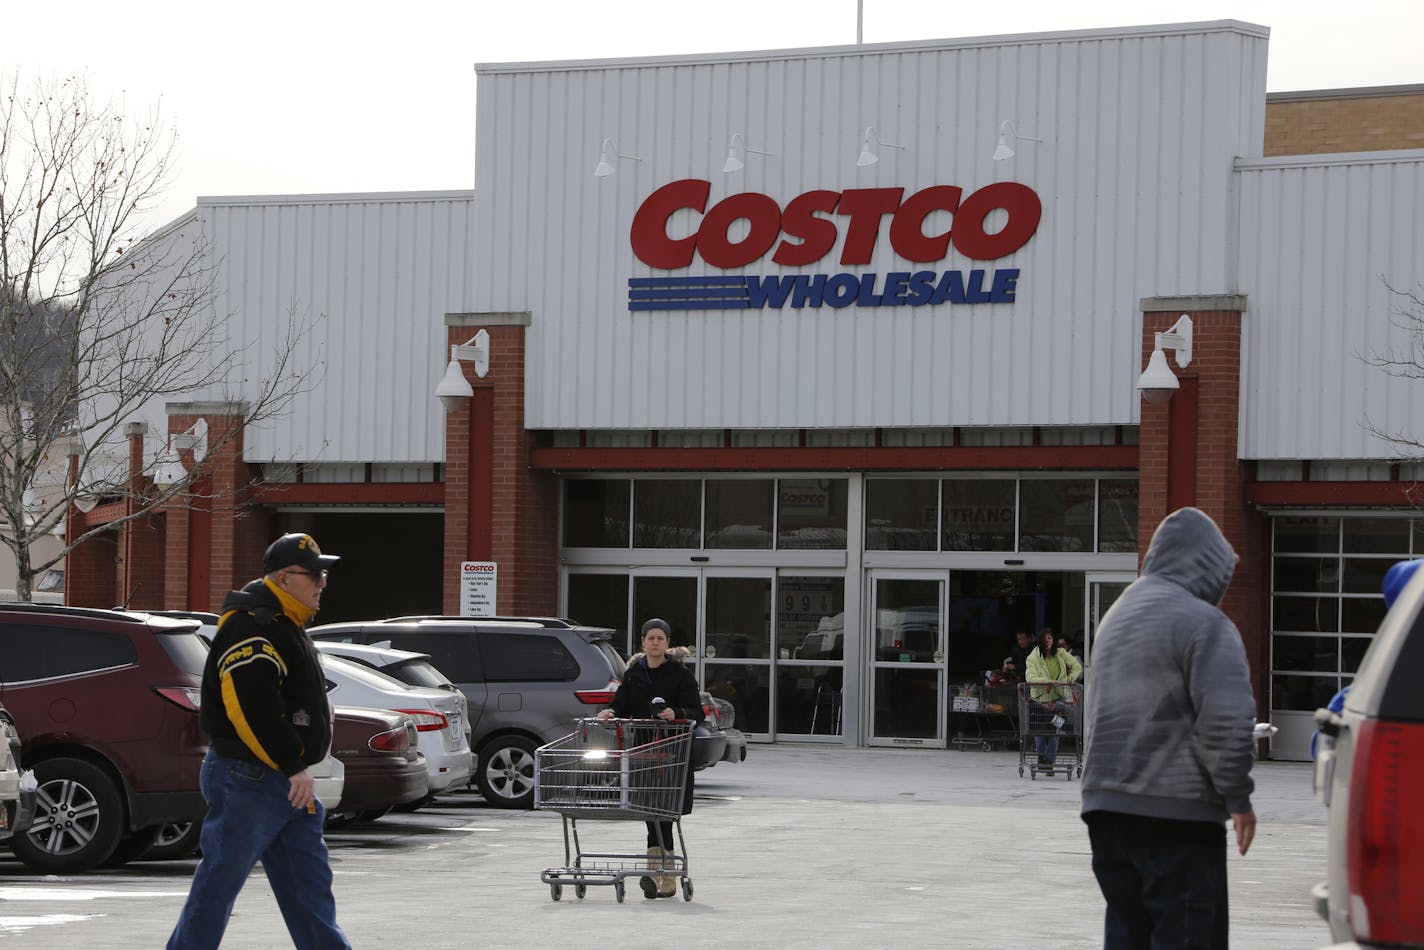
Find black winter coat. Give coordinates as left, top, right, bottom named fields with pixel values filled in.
left=608, top=656, right=704, bottom=815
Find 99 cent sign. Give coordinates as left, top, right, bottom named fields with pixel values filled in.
left=460, top=561, right=497, bottom=618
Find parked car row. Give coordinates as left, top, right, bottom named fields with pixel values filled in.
left=0, top=604, right=749, bottom=873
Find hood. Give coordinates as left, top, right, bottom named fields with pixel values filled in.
left=219, top=578, right=281, bottom=618
left=1139, top=507, right=1238, bottom=606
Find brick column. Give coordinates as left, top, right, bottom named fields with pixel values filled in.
left=441, top=312, right=559, bottom=615
left=1137, top=296, right=1269, bottom=712
left=118, top=422, right=166, bottom=610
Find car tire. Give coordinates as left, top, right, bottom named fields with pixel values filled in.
left=475, top=735, right=538, bottom=809
left=144, top=820, right=204, bottom=861
left=102, top=824, right=164, bottom=867
left=12, top=758, right=125, bottom=873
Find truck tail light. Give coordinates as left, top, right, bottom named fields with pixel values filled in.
left=1346, top=719, right=1424, bottom=945
left=395, top=709, right=448, bottom=732
left=576, top=680, right=619, bottom=705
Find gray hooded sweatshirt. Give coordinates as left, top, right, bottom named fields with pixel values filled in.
left=1080, top=507, right=1255, bottom=823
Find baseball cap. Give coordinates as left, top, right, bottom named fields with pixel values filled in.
left=264, top=533, right=340, bottom=575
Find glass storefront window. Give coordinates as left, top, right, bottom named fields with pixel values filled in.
left=633, top=480, right=701, bottom=548
left=705, top=577, right=771, bottom=660
left=777, top=577, right=844, bottom=660
left=866, top=479, right=938, bottom=550
left=1097, top=479, right=1138, bottom=552
left=1342, top=557, right=1396, bottom=594
left=1341, top=596, right=1387, bottom=634
left=874, top=580, right=941, bottom=662
left=705, top=479, right=773, bottom=549
left=873, top=668, right=938, bottom=738
left=1273, top=635, right=1339, bottom=672
left=1272, top=673, right=1342, bottom=712
left=1275, top=516, right=1340, bottom=553
left=1341, top=636, right=1372, bottom=672
left=565, top=574, right=629, bottom=653
left=776, top=479, right=848, bottom=550
left=631, top=576, right=697, bottom=658
left=1273, top=596, right=1339, bottom=633
left=564, top=480, right=630, bottom=548
left=942, top=479, right=1015, bottom=551
left=777, top=665, right=843, bottom=736
left=1342, top=517, right=1411, bottom=553
left=1019, top=479, right=1096, bottom=552
left=704, top=664, right=770, bottom=734
left=1274, top=556, right=1340, bottom=593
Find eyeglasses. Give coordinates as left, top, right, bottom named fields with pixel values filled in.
left=287, top=568, right=328, bottom=582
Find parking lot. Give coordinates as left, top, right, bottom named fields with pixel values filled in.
left=0, top=746, right=1327, bottom=949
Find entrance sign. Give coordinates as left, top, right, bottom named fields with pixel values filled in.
left=460, top=561, right=497, bottom=617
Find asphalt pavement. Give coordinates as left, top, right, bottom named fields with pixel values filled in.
left=0, top=745, right=1328, bottom=949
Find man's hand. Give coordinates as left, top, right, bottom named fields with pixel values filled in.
left=1231, top=810, right=1256, bottom=855
left=595, top=709, right=614, bottom=721
left=658, top=707, right=676, bottom=721
left=288, top=769, right=316, bottom=811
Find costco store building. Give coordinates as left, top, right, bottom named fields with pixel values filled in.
left=68, top=21, right=1424, bottom=760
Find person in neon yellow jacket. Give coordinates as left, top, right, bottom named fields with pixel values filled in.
left=1025, top=627, right=1083, bottom=774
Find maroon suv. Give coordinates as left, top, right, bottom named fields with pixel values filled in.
left=0, top=605, right=209, bottom=873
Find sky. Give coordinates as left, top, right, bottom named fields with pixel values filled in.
left=3, top=0, right=1421, bottom=233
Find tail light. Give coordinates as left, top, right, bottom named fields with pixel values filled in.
left=154, top=687, right=202, bottom=711
left=1345, top=718, right=1424, bottom=944
left=368, top=725, right=413, bottom=752
left=575, top=679, right=619, bottom=705
left=701, top=702, right=719, bottom=728
left=395, top=709, right=449, bottom=732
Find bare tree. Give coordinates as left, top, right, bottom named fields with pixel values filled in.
left=1361, top=281, right=1424, bottom=458
left=0, top=73, right=313, bottom=602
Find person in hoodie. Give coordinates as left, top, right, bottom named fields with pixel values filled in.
left=596, top=617, right=704, bottom=899
left=168, top=533, right=350, bottom=950
left=1080, top=507, right=1256, bottom=950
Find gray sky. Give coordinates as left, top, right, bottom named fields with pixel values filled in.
left=4, top=0, right=1421, bottom=232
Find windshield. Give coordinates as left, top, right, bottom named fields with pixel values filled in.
left=390, top=659, right=456, bottom=690
left=156, top=631, right=210, bottom=675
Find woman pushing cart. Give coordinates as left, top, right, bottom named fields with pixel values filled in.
left=535, top=617, right=704, bottom=902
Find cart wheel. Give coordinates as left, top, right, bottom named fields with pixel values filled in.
left=682, top=878, right=694, bottom=901
left=1018, top=765, right=1024, bottom=777
left=614, top=881, right=626, bottom=903
left=575, top=884, right=586, bottom=900
left=550, top=883, right=562, bottom=902
left=981, top=740, right=993, bottom=752
left=1030, top=766, right=1037, bottom=780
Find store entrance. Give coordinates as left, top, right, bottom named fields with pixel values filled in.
left=867, top=569, right=1090, bottom=747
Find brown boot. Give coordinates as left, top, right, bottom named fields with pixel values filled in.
left=655, top=847, right=677, bottom=898
left=640, top=847, right=661, bottom=899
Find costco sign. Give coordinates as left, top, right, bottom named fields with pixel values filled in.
left=627, top=179, right=1042, bottom=312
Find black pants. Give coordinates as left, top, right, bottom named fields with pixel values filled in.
left=1085, top=812, right=1229, bottom=950
left=645, top=821, right=674, bottom=850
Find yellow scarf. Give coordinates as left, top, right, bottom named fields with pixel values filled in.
left=263, top=576, right=317, bottom=628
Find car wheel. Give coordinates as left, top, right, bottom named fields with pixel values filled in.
left=144, top=820, right=204, bottom=861
left=12, top=758, right=125, bottom=873
left=102, top=824, right=164, bottom=867
left=475, top=735, right=538, bottom=809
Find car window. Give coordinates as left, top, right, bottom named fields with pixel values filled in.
left=377, top=633, right=483, bottom=682
left=594, top=641, right=627, bottom=677
left=388, top=659, right=454, bottom=690
left=0, top=623, right=138, bottom=682
left=155, top=631, right=210, bottom=675
left=479, top=632, right=580, bottom=682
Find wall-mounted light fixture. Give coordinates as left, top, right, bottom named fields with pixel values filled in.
left=992, top=120, right=1044, bottom=161
left=172, top=418, right=208, bottom=461
left=856, top=126, right=904, bottom=167
left=151, top=444, right=187, bottom=486
left=1137, top=314, right=1193, bottom=407
left=593, top=137, right=642, bottom=177
left=721, top=132, right=772, bottom=173
left=435, top=329, right=490, bottom=412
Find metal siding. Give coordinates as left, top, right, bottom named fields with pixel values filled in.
left=192, top=195, right=475, bottom=464
left=473, top=25, right=1268, bottom=432
left=1238, top=154, right=1424, bottom=460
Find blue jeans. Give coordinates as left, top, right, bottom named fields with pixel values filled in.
left=168, top=751, right=350, bottom=950
left=1034, top=733, right=1059, bottom=765
left=1087, top=815, right=1229, bottom=949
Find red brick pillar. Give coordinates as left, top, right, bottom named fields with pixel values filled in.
left=63, top=444, right=117, bottom=608
left=118, top=422, right=166, bottom=610
left=1137, top=296, right=1268, bottom=711
left=441, top=313, right=559, bottom=615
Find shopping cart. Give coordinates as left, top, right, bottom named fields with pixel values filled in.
left=1017, top=681, right=1084, bottom=780
left=535, top=718, right=694, bottom=902
left=950, top=680, right=1019, bottom=751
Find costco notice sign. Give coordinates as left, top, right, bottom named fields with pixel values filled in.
left=459, top=561, right=497, bottom=617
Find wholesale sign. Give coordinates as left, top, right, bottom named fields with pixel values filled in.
left=628, top=178, right=1042, bottom=312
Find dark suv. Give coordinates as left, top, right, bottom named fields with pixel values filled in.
left=309, top=616, right=626, bottom=808
left=0, top=605, right=209, bottom=872
left=1313, top=563, right=1424, bottom=948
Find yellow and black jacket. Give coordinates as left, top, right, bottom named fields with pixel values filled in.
left=200, top=578, right=332, bottom=776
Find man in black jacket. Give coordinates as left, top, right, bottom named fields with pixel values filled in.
left=168, top=533, right=351, bottom=950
